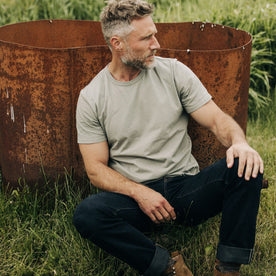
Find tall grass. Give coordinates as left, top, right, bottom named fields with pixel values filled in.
left=0, top=0, right=275, bottom=118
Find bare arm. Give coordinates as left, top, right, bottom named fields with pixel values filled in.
left=79, top=142, right=176, bottom=223
left=190, top=100, right=264, bottom=180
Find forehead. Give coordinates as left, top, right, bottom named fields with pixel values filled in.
left=129, top=16, right=157, bottom=38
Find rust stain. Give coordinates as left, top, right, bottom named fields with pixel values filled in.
left=0, top=20, right=251, bottom=187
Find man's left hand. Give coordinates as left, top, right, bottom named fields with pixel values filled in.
left=226, top=143, right=264, bottom=181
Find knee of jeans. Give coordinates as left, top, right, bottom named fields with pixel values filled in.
left=73, top=197, right=108, bottom=239
left=227, top=158, right=263, bottom=189
left=248, top=172, right=263, bottom=191
left=228, top=158, right=259, bottom=178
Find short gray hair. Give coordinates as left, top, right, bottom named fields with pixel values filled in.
left=100, top=0, right=154, bottom=47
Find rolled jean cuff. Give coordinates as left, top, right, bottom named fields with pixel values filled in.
left=143, top=244, right=170, bottom=276
left=217, top=244, right=254, bottom=264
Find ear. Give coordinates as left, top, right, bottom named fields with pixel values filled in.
left=110, top=36, right=124, bottom=51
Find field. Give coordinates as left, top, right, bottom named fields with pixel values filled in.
left=0, top=0, right=275, bottom=275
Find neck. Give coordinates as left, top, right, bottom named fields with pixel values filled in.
left=108, top=57, right=141, bottom=82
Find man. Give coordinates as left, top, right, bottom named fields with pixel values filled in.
left=73, top=0, right=264, bottom=275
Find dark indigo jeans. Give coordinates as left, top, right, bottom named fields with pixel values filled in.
left=73, top=158, right=263, bottom=275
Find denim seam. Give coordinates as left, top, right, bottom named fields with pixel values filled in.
left=164, top=177, right=168, bottom=199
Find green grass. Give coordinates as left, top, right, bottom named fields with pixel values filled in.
left=0, top=97, right=275, bottom=275
left=0, top=108, right=275, bottom=275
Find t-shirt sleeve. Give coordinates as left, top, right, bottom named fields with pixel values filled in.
left=173, top=59, right=212, bottom=113
left=76, top=88, right=107, bottom=144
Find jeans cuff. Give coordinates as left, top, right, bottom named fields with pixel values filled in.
left=216, top=243, right=254, bottom=264
left=143, top=244, right=170, bottom=276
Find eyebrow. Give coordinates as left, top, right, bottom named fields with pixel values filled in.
left=141, top=29, right=157, bottom=40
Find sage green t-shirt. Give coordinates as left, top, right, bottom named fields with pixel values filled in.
left=76, top=57, right=211, bottom=183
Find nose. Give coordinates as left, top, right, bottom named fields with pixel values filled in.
left=150, top=35, right=160, bottom=50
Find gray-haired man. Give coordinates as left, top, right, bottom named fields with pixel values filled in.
left=73, top=1, right=264, bottom=275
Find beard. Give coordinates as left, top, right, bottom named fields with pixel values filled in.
left=121, top=45, right=157, bottom=70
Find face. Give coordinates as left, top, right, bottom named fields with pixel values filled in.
left=120, top=16, right=160, bottom=70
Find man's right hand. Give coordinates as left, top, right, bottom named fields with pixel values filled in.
left=79, top=142, right=176, bottom=223
left=133, top=185, right=176, bottom=224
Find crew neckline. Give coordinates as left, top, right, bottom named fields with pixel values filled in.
left=104, top=65, right=146, bottom=86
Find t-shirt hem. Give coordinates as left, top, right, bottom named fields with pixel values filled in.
left=186, top=95, right=212, bottom=114
left=78, top=138, right=107, bottom=144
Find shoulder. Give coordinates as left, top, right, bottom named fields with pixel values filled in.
left=154, top=56, right=175, bottom=71
left=81, top=67, right=106, bottom=97
left=150, top=56, right=175, bottom=81
left=154, top=56, right=191, bottom=76
left=78, top=66, right=109, bottom=110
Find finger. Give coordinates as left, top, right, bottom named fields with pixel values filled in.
left=226, top=148, right=234, bottom=168
left=238, top=156, right=246, bottom=178
left=157, top=208, right=172, bottom=222
left=163, top=202, right=176, bottom=220
left=153, top=210, right=165, bottom=223
left=259, top=157, right=264, bottom=174
left=252, top=155, right=263, bottom=178
left=252, top=162, right=259, bottom=179
left=146, top=210, right=160, bottom=224
left=244, top=157, right=253, bottom=181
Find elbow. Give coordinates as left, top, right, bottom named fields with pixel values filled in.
left=85, top=160, right=107, bottom=185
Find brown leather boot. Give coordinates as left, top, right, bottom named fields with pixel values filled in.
left=162, top=251, right=193, bottom=276
left=214, top=259, right=240, bottom=276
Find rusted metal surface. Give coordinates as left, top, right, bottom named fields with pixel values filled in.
left=156, top=22, right=252, bottom=168
left=0, top=20, right=110, bottom=186
left=0, top=20, right=252, bottom=187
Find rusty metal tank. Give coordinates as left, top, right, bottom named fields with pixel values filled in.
left=0, top=20, right=252, bottom=187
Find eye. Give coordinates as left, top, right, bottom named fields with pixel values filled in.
left=143, top=35, right=152, bottom=40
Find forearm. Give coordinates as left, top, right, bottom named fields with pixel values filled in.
left=85, top=160, right=147, bottom=199
left=85, top=160, right=176, bottom=223
left=191, top=100, right=248, bottom=148
left=210, top=112, right=263, bottom=179
left=211, top=112, right=247, bottom=148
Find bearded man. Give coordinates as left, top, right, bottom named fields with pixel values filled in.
left=73, top=1, right=264, bottom=275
